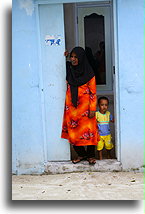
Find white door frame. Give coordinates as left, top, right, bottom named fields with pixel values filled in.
left=35, top=0, right=120, bottom=162
left=111, top=0, right=121, bottom=161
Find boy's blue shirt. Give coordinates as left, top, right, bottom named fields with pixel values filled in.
left=96, top=111, right=113, bottom=136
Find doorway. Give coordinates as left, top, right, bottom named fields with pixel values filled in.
left=63, top=1, right=116, bottom=160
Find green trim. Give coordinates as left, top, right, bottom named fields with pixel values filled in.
left=98, top=121, right=109, bottom=123
left=144, top=1, right=145, bottom=210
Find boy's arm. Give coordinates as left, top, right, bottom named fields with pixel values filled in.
left=110, top=114, right=114, bottom=123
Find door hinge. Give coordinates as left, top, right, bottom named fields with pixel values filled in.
left=113, top=66, right=115, bottom=74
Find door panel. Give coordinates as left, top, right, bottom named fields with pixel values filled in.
left=39, top=4, right=70, bottom=161
left=78, top=6, right=113, bottom=91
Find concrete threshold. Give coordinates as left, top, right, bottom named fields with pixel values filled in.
left=44, top=159, right=122, bottom=174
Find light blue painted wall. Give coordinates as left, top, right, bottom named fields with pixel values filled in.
left=117, top=0, right=144, bottom=169
left=12, top=0, right=45, bottom=174
left=35, top=0, right=107, bottom=4
left=12, top=0, right=144, bottom=174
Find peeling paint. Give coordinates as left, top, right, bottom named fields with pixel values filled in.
left=125, top=86, right=140, bottom=94
left=18, top=0, right=34, bottom=16
left=125, top=73, right=142, bottom=94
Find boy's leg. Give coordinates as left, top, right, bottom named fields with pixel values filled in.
left=97, top=136, right=104, bottom=160
left=104, top=135, right=113, bottom=159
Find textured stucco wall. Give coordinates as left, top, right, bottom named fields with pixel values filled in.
left=117, top=0, right=144, bottom=169
left=12, top=0, right=45, bottom=174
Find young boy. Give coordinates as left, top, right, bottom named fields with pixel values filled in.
left=96, top=96, right=114, bottom=160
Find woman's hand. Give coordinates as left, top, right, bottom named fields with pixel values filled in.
left=64, top=50, right=69, bottom=57
left=89, top=111, right=95, bottom=118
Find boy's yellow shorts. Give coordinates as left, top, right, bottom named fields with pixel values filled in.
left=97, top=134, right=114, bottom=151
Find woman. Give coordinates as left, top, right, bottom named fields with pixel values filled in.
left=61, top=47, right=100, bottom=164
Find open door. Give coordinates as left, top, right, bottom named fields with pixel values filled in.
left=78, top=5, right=113, bottom=91
left=38, top=4, right=70, bottom=161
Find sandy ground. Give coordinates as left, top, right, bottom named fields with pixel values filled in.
left=12, top=171, right=144, bottom=200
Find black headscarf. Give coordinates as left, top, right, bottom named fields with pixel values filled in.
left=66, top=47, right=95, bottom=107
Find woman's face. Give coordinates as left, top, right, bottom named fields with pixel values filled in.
left=70, top=52, right=79, bottom=66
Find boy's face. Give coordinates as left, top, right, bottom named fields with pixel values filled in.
left=98, top=99, right=109, bottom=114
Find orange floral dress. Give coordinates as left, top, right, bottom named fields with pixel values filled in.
left=61, top=76, right=100, bottom=146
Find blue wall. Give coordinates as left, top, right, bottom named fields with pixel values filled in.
left=117, top=0, right=144, bottom=169
left=12, top=0, right=144, bottom=173
left=12, top=0, right=45, bottom=174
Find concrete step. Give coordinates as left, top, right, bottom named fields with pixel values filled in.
left=44, top=159, right=122, bottom=174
